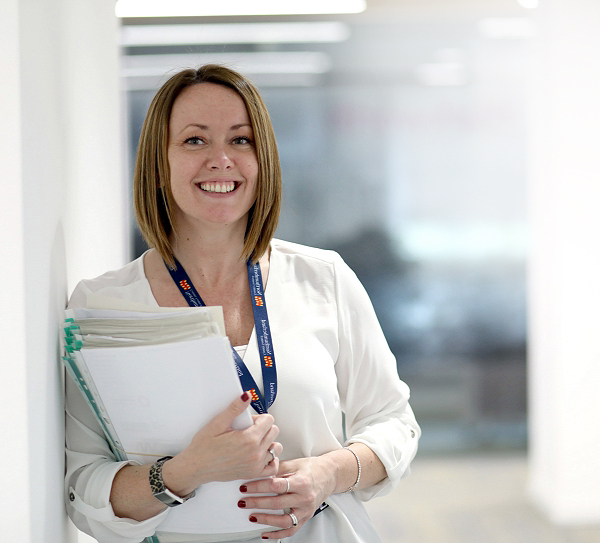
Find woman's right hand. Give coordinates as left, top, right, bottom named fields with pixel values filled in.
left=162, top=392, right=282, bottom=497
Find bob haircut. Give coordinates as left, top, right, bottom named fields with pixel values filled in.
left=134, top=64, right=282, bottom=267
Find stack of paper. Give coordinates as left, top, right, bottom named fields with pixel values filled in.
left=62, top=295, right=276, bottom=537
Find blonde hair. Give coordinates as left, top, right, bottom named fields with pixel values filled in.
left=134, top=64, right=282, bottom=267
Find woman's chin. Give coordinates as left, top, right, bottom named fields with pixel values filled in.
left=174, top=211, right=250, bottom=232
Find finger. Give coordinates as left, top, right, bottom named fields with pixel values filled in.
left=265, top=446, right=276, bottom=466
left=256, top=456, right=279, bottom=479
left=240, top=476, right=289, bottom=495
left=263, top=442, right=283, bottom=467
left=238, top=493, right=295, bottom=512
left=258, top=510, right=304, bottom=539
left=243, top=414, right=275, bottom=443
left=251, top=413, right=276, bottom=434
left=249, top=512, right=304, bottom=539
left=271, top=442, right=284, bottom=457
left=241, top=416, right=276, bottom=452
left=249, top=511, right=301, bottom=530
left=260, top=425, right=280, bottom=451
left=261, top=527, right=299, bottom=540
left=204, top=392, right=251, bottom=434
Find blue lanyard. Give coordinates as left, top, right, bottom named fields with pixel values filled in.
left=165, top=258, right=277, bottom=414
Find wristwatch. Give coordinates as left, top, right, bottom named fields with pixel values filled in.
left=149, top=456, right=196, bottom=507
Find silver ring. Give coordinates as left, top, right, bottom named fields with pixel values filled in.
left=268, top=447, right=276, bottom=462
left=289, top=512, right=298, bottom=527
left=284, top=478, right=290, bottom=494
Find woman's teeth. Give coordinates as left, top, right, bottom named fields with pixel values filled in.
left=199, top=182, right=236, bottom=193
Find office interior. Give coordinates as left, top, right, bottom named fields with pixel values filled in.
left=2, top=1, right=599, bottom=542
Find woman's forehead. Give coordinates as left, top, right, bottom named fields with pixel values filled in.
left=170, top=83, right=250, bottom=128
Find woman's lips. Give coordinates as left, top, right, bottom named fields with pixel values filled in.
left=196, top=181, right=238, bottom=194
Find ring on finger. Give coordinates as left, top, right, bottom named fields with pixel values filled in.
left=268, top=447, right=276, bottom=462
left=288, top=512, right=298, bottom=528
left=283, top=478, right=290, bottom=494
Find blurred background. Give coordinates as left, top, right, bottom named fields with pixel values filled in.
left=125, top=1, right=528, bottom=454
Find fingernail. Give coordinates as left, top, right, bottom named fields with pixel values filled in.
left=249, top=515, right=257, bottom=522
left=241, top=392, right=249, bottom=402
left=238, top=500, right=246, bottom=508
left=239, top=485, right=247, bottom=492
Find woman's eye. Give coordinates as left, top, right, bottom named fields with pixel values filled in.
left=184, top=136, right=204, bottom=145
left=233, top=136, right=252, bottom=145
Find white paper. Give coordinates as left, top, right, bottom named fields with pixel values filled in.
left=79, top=337, right=248, bottom=454
left=83, top=293, right=226, bottom=335
left=76, top=336, right=277, bottom=535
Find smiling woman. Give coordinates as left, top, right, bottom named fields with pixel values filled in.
left=65, top=64, right=419, bottom=543
left=167, top=83, right=259, bottom=234
left=134, top=65, right=281, bottom=270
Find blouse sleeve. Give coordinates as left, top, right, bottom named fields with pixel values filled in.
left=332, top=255, right=420, bottom=501
left=64, top=280, right=169, bottom=543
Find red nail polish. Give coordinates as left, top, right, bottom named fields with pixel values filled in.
left=249, top=515, right=257, bottom=522
left=239, top=485, right=247, bottom=492
left=238, top=500, right=246, bottom=508
left=241, top=391, right=249, bottom=402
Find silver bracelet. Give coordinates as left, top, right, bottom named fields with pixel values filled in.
left=341, top=446, right=361, bottom=493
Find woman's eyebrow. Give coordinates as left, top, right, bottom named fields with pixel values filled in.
left=182, top=123, right=209, bottom=131
left=230, top=123, right=252, bottom=130
left=180, top=123, right=251, bottom=131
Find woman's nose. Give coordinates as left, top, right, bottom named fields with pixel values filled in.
left=206, top=145, right=233, bottom=170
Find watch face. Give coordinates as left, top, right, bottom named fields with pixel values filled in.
left=154, top=489, right=185, bottom=507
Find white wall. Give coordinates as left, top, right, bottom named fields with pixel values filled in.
left=0, top=1, right=31, bottom=539
left=0, top=0, right=127, bottom=541
left=528, top=0, right=600, bottom=525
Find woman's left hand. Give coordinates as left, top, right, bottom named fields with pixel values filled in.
left=238, top=456, right=338, bottom=539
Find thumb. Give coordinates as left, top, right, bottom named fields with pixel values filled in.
left=205, top=391, right=252, bottom=435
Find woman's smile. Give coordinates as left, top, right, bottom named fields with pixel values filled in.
left=196, top=180, right=239, bottom=194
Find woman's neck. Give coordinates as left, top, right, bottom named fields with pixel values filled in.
left=170, top=222, right=248, bottom=288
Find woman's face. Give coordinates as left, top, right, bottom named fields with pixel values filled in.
left=167, top=82, right=258, bottom=233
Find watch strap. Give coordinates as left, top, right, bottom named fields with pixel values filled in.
left=149, top=456, right=196, bottom=507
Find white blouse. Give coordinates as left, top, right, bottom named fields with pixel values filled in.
left=65, top=239, right=420, bottom=543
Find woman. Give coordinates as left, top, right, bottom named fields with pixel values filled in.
left=65, top=64, right=420, bottom=543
